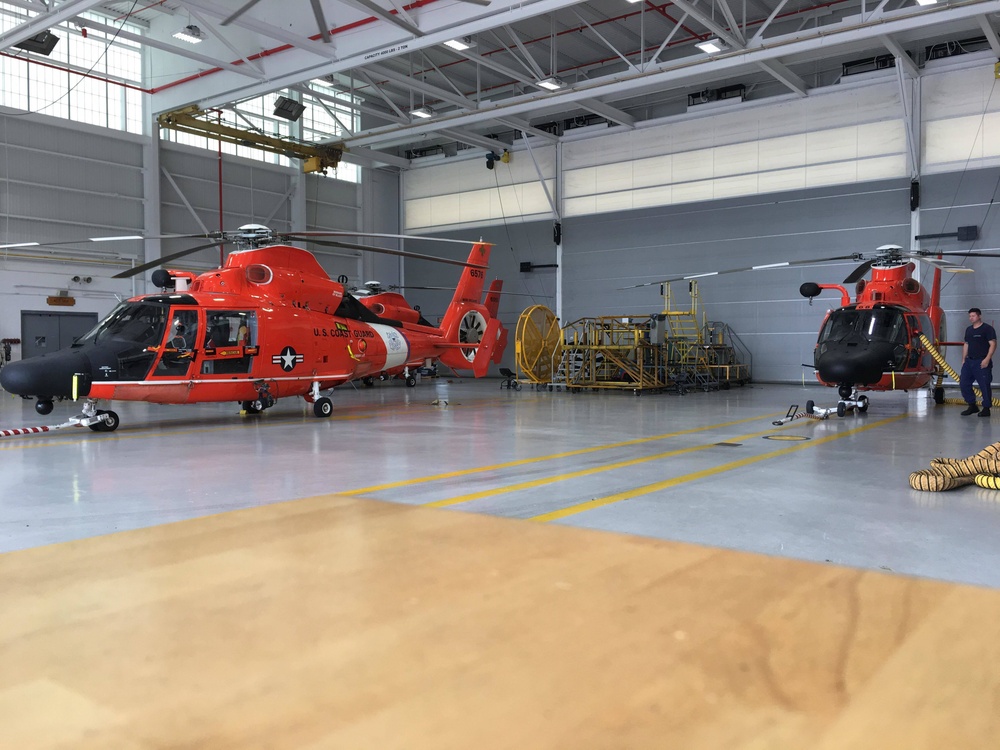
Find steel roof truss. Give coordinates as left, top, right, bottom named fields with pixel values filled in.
left=713, top=0, right=746, bottom=46
left=352, top=70, right=411, bottom=120
left=977, top=14, right=1000, bottom=57
left=756, top=59, right=809, bottom=96
left=438, top=127, right=513, bottom=150
left=570, top=8, right=640, bottom=73
left=0, top=0, right=105, bottom=52
left=340, top=0, right=424, bottom=37
left=647, top=12, right=690, bottom=67
left=366, top=63, right=476, bottom=109
left=748, top=0, right=790, bottom=45
left=879, top=33, right=920, bottom=78
left=667, top=0, right=744, bottom=50
left=310, top=0, right=332, bottom=43
left=74, top=15, right=265, bottom=80
left=502, top=24, right=548, bottom=79
left=578, top=98, right=635, bottom=127
left=186, top=6, right=267, bottom=76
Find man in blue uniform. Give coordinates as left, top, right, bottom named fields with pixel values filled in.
left=960, top=307, right=997, bottom=417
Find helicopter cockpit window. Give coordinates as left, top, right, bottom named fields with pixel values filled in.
left=156, top=309, right=199, bottom=376
left=75, top=302, right=168, bottom=349
left=819, top=307, right=908, bottom=345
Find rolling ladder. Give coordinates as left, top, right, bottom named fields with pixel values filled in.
left=660, top=282, right=718, bottom=391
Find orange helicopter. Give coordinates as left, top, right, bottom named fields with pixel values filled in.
left=0, top=225, right=507, bottom=431
left=625, top=243, right=997, bottom=416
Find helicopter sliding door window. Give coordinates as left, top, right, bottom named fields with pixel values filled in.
left=201, top=311, right=256, bottom=375
left=155, top=310, right=199, bottom=377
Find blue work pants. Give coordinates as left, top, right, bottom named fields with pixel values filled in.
left=960, top=359, right=993, bottom=407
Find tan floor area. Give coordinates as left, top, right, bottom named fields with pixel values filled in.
left=2, top=492, right=999, bottom=749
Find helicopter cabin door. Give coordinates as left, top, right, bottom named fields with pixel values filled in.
left=200, top=311, right=257, bottom=375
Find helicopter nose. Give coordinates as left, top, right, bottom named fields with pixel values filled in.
left=0, top=351, right=92, bottom=398
left=816, top=342, right=894, bottom=386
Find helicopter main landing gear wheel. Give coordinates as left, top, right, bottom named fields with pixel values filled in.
left=241, top=400, right=262, bottom=414
left=313, top=397, right=333, bottom=418
left=405, top=374, right=416, bottom=387
left=35, top=399, right=53, bottom=415
left=88, top=410, right=120, bottom=432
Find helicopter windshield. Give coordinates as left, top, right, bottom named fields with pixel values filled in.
left=818, top=306, right=908, bottom=346
left=74, top=302, right=169, bottom=348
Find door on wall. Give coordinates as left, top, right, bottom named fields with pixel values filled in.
left=21, top=311, right=99, bottom=359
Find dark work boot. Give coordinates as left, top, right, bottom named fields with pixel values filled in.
left=962, top=405, right=980, bottom=416
left=980, top=408, right=992, bottom=418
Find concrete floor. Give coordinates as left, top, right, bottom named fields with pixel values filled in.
left=3, top=378, right=1000, bottom=588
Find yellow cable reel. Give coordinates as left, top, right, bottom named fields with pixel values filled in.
left=515, top=305, right=562, bottom=383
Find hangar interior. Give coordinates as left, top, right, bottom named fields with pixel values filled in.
left=2, top=0, right=1000, bottom=746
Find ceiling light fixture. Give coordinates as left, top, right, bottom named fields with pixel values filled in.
left=173, top=25, right=204, bottom=44
left=444, top=37, right=475, bottom=51
left=537, top=76, right=566, bottom=91
left=13, top=31, right=60, bottom=56
left=695, top=38, right=725, bottom=54
left=411, top=106, right=434, bottom=119
left=273, top=96, right=306, bottom=122
left=914, top=0, right=937, bottom=5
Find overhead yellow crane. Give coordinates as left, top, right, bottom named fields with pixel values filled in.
left=157, top=106, right=344, bottom=174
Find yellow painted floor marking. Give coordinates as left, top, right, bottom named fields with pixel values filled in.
left=343, top=411, right=780, bottom=496
left=425, top=419, right=812, bottom=508
left=531, top=413, right=907, bottom=522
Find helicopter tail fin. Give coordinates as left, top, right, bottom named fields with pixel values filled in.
left=438, top=242, right=508, bottom=374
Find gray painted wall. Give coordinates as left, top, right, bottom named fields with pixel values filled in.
left=559, top=169, right=1000, bottom=383
left=562, top=179, right=915, bottom=383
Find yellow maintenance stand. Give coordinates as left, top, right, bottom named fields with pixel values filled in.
left=512, top=283, right=751, bottom=393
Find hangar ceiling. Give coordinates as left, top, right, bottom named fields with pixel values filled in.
left=1, top=0, right=999, bottom=171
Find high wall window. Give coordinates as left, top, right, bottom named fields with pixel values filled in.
left=159, top=83, right=361, bottom=183
left=0, top=5, right=143, bottom=134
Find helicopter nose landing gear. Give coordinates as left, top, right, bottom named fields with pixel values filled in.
left=803, top=390, right=869, bottom=419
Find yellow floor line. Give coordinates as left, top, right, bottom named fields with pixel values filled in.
left=424, top=419, right=809, bottom=508
left=343, top=411, right=781, bottom=496
left=531, top=413, right=907, bottom=522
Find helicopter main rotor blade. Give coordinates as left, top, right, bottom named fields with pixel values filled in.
left=111, top=241, right=227, bottom=279
left=284, top=231, right=491, bottom=246
left=300, top=237, right=487, bottom=269
left=389, top=285, right=550, bottom=297
left=620, top=254, right=863, bottom=290
left=843, top=259, right=876, bottom=284
left=900, top=253, right=975, bottom=273
left=0, top=233, right=207, bottom=252
left=924, top=250, right=1000, bottom=259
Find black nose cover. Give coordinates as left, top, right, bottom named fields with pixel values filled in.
left=0, top=351, right=92, bottom=398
